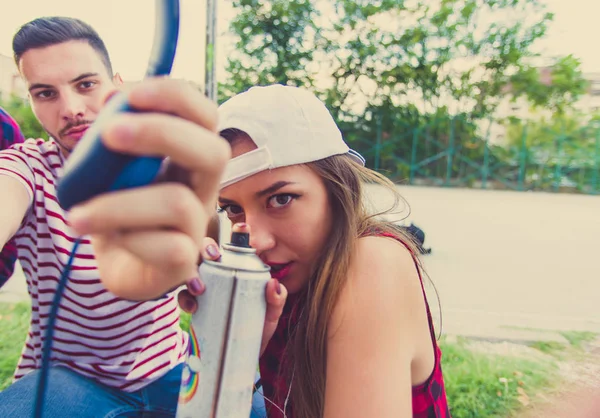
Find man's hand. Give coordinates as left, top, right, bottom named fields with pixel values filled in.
left=69, top=78, right=231, bottom=300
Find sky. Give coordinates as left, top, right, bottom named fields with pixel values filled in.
left=0, top=0, right=599, bottom=86
left=0, top=0, right=237, bottom=86
left=536, top=0, right=600, bottom=73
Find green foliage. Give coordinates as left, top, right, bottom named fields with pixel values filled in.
left=505, top=113, right=598, bottom=168
left=343, top=105, right=485, bottom=182
left=0, top=302, right=191, bottom=391
left=219, top=0, right=321, bottom=101
left=331, top=0, right=577, bottom=120
left=528, top=341, right=567, bottom=357
left=0, top=302, right=30, bottom=390
left=559, top=331, right=598, bottom=348
left=440, top=338, right=557, bottom=418
left=0, top=96, right=46, bottom=141
left=508, top=55, right=589, bottom=115
left=223, top=0, right=590, bottom=192
left=223, top=0, right=575, bottom=115
left=0, top=302, right=562, bottom=418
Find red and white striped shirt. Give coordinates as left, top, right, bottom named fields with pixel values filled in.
left=0, top=138, right=188, bottom=392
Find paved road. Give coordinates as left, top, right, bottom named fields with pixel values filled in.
left=368, top=185, right=600, bottom=343
left=2, top=185, right=599, bottom=342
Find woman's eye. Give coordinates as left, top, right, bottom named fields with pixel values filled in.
left=267, top=194, right=296, bottom=209
left=219, top=205, right=244, bottom=217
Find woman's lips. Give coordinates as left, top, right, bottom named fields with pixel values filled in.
left=268, top=262, right=293, bottom=280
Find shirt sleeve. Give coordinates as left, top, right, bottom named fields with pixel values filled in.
left=0, top=148, right=35, bottom=206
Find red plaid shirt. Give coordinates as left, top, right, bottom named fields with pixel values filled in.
left=0, top=106, right=25, bottom=287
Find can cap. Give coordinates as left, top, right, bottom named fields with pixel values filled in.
left=210, top=224, right=269, bottom=272
left=229, top=231, right=250, bottom=248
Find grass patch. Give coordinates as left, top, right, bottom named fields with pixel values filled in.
left=0, top=303, right=563, bottom=418
left=439, top=338, right=558, bottom=418
left=0, top=303, right=193, bottom=390
left=526, top=331, right=598, bottom=360
left=559, top=331, right=597, bottom=348
left=0, top=302, right=30, bottom=390
left=528, top=341, right=567, bottom=357
left=501, top=326, right=598, bottom=349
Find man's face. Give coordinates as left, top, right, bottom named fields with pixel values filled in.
left=18, top=40, right=117, bottom=155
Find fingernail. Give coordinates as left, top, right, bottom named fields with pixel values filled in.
left=206, top=244, right=220, bottom=259
left=188, top=278, right=204, bottom=294
left=276, top=281, right=282, bottom=295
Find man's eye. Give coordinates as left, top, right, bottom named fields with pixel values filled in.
left=35, top=90, right=55, bottom=99
left=79, top=81, right=96, bottom=89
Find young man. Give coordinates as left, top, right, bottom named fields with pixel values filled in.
left=0, top=106, right=25, bottom=286
left=0, top=17, right=188, bottom=417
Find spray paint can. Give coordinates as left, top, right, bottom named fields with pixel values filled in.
left=176, top=227, right=270, bottom=418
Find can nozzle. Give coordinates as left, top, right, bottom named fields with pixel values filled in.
left=229, top=223, right=250, bottom=248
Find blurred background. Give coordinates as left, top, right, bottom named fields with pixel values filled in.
left=1, top=1, right=599, bottom=417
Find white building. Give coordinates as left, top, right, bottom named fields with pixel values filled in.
left=0, top=53, right=27, bottom=101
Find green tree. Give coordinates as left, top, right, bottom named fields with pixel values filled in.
left=224, top=0, right=583, bottom=118
left=325, top=0, right=563, bottom=117
left=219, top=0, right=321, bottom=102
left=223, top=0, right=591, bottom=183
left=506, top=113, right=596, bottom=164
left=507, top=55, right=589, bottom=116
left=505, top=112, right=598, bottom=191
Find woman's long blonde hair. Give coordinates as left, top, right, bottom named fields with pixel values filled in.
left=221, top=129, right=420, bottom=418
left=290, top=154, right=420, bottom=418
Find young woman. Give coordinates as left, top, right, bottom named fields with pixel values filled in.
left=69, top=79, right=450, bottom=417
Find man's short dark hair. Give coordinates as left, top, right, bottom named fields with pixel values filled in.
left=13, top=16, right=113, bottom=76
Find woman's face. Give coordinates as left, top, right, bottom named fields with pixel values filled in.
left=218, top=138, right=333, bottom=294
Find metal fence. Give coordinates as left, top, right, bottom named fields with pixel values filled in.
left=362, top=115, right=600, bottom=195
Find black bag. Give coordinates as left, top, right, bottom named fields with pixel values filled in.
left=401, top=223, right=431, bottom=255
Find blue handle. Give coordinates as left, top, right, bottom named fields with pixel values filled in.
left=56, top=0, right=180, bottom=210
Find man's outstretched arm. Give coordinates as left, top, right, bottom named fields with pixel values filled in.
left=0, top=175, right=31, bottom=287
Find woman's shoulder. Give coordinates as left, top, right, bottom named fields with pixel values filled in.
left=352, top=233, right=419, bottom=282
left=328, top=234, right=426, bottom=339
left=357, top=231, right=412, bottom=252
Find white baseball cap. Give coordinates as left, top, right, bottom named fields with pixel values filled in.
left=217, top=84, right=365, bottom=189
